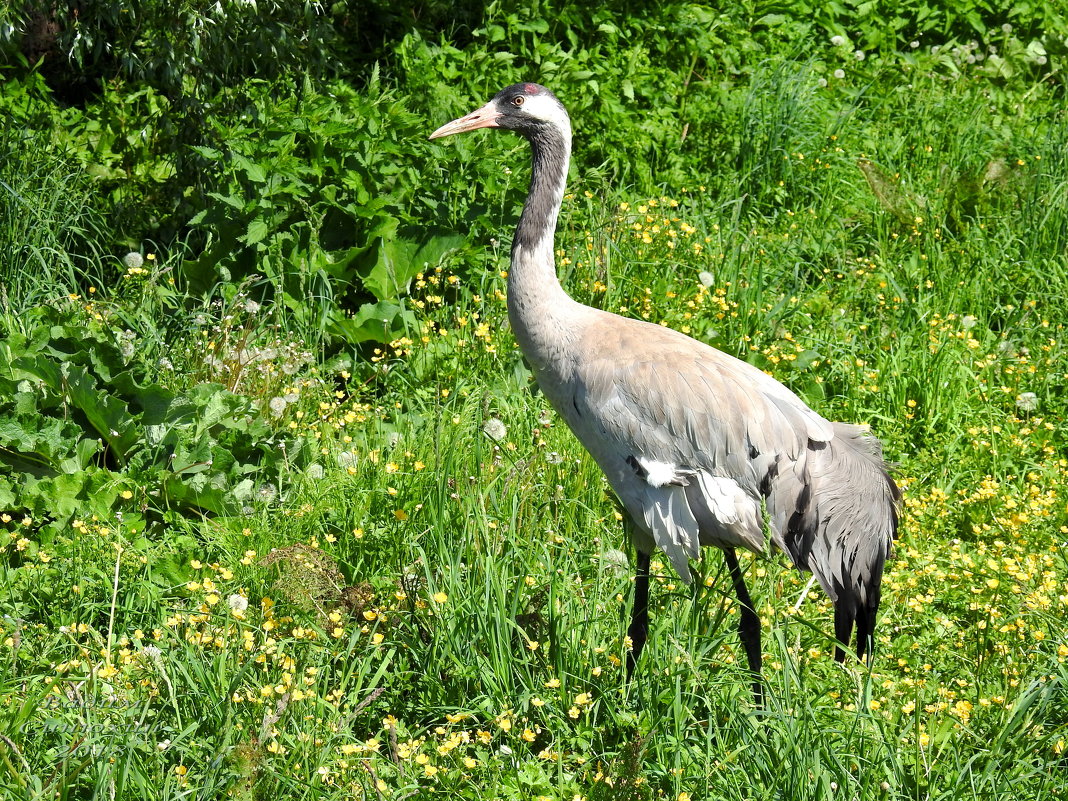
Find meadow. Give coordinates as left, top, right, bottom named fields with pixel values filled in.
left=1, top=2, right=1067, bottom=799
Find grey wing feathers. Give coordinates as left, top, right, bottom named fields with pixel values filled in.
left=770, top=422, right=898, bottom=597
left=569, top=321, right=831, bottom=567
left=767, top=421, right=900, bottom=657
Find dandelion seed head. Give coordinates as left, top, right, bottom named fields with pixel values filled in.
left=123, top=252, right=144, bottom=270
left=483, top=418, right=507, bottom=442
left=1015, top=392, right=1038, bottom=412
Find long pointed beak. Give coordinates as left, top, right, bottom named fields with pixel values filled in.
left=429, top=101, right=500, bottom=140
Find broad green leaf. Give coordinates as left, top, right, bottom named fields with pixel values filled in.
left=243, top=217, right=270, bottom=246
left=361, top=233, right=465, bottom=302
left=327, top=301, right=416, bottom=345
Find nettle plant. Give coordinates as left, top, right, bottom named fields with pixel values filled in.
left=183, top=76, right=466, bottom=350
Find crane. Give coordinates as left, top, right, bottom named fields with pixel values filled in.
left=430, top=83, right=900, bottom=700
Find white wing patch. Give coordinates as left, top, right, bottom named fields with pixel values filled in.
left=640, top=485, right=701, bottom=578
left=628, top=459, right=764, bottom=580
left=636, top=457, right=687, bottom=488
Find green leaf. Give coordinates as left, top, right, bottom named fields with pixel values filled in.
left=327, top=301, right=417, bottom=345
left=361, top=233, right=465, bottom=302
left=231, top=153, right=267, bottom=183
left=243, top=217, right=270, bottom=246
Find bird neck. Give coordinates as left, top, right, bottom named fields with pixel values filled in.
left=508, top=124, right=575, bottom=326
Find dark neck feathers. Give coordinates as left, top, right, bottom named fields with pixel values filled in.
left=512, top=125, right=569, bottom=254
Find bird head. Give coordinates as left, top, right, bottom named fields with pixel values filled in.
left=429, top=83, right=569, bottom=141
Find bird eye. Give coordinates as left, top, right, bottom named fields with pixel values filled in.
left=513, top=96, right=525, bottom=106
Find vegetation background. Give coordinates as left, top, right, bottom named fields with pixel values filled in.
left=1, top=1, right=1066, bottom=798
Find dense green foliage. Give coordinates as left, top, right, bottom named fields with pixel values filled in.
left=1, top=1, right=1067, bottom=799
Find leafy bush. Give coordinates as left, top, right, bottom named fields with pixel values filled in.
left=397, top=1, right=757, bottom=190
left=181, top=76, right=472, bottom=347
left=0, top=0, right=340, bottom=100
left=0, top=303, right=294, bottom=533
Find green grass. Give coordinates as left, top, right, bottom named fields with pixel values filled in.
left=2, top=31, right=1068, bottom=801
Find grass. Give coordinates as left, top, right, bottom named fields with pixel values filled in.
left=2, top=43, right=1068, bottom=801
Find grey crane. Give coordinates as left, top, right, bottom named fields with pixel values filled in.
left=430, top=83, right=900, bottom=699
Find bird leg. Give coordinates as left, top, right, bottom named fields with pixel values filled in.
left=723, top=548, right=765, bottom=705
left=625, top=549, right=651, bottom=680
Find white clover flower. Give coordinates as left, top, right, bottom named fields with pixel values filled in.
left=830, top=35, right=845, bottom=47
left=834, top=69, right=846, bottom=79
left=228, top=594, right=249, bottom=614
left=123, top=251, right=144, bottom=270
left=1015, top=392, right=1038, bottom=412
left=483, top=418, right=507, bottom=442
left=698, top=270, right=715, bottom=287
left=141, top=644, right=162, bottom=660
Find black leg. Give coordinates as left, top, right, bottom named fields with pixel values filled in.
left=723, top=548, right=764, bottom=705
left=625, top=549, right=651, bottom=681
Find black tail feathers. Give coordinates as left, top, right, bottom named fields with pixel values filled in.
left=832, top=577, right=884, bottom=663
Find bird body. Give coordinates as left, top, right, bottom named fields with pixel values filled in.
left=430, top=83, right=899, bottom=693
